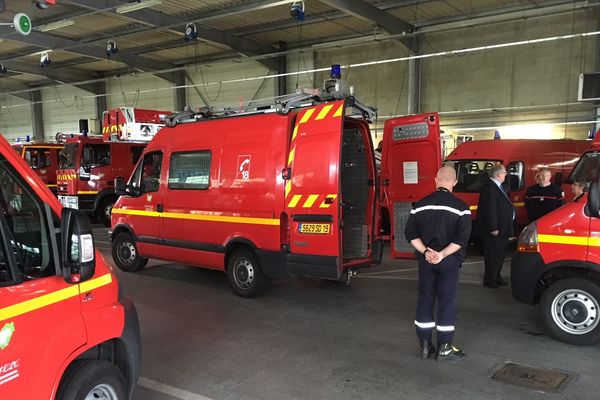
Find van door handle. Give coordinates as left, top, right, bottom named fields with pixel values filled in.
left=157, top=204, right=163, bottom=213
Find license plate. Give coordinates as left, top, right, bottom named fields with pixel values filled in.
left=58, top=195, right=79, bottom=209
left=299, top=223, right=330, bottom=234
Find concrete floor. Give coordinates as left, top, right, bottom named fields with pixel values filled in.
left=93, top=227, right=600, bottom=400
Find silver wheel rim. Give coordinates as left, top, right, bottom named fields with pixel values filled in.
left=85, top=383, right=119, bottom=400
left=104, top=202, right=113, bottom=220
left=117, top=240, right=136, bottom=266
left=234, top=258, right=254, bottom=289
left=551, top=288, right=599, bottom=335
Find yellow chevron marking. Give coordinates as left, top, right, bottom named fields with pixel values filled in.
left=287, top=147, right=296, bottom=165
left=333, top=104, right=344, bottom=117
left=299, top=108, right=315, bottom=124
left=78, top=191, right=99, bottom=195
left=315, top=104, right=334, bottom=120
left=302, top=194, right=319, bottom=208
left=285, top=181, right=292, bottom=197
left=287, top=194, right=302, bottom=208
left=291, top=125, right=299, bottom=142
left=0, top=273, right=112, bottom=322
left=319, top=194, right=338, bottom=208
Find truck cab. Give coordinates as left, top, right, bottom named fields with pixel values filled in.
left=20, top=142, right=64, bottom=195
left=56, top=135, right=145, bottom=226
left=0, top=135, right=140, bottom=399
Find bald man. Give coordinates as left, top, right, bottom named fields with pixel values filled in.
left=405, top=166, right=472, bottom=361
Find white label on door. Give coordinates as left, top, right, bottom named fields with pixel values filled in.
left=403, top=161, right=418, bottom=184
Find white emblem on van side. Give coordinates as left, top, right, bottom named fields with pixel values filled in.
left=237, top=155, right=251, bottom=181
left=0, top=359, right=20, bottom=386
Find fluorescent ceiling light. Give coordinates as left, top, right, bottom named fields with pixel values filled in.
left=37, top=19, right=74, bottom=32
left=115, top=0, right=162, bottom=14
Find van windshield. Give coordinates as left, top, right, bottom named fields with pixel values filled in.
left=447, top=159, right=501, bottom=193
left=59, top=143, right=79, bottom=169
left=568, top=150, right=600, bottom=184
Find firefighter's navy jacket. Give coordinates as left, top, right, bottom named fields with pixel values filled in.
left=404, top=188, right=472, bottom=261
left=524, top=183, right=564, bottom=222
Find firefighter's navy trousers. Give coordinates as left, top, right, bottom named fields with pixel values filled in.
left=414, top=254, right=461, bottom=344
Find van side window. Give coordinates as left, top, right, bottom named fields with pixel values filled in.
left=168, top=151, right=211, bottom=190
left=139, top=152, right=162, bottom=193
left=83, top=144, right=111, bottom=167
left=24, top=148, right=51, bottom=169
left=508, top=161, right=524, bottom=191
left=0, top=156, right=57, bottom=283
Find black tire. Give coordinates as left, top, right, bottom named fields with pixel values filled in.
left=97, top=196, right=117, bottom=227
left=227, top=248, right=270, bottom=297
left=57, top=360, right=127, bottom=400
left=538, top=278, right=600, bottom=346
left=112, top=232, right=148, bottom=272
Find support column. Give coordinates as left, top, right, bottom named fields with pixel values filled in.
left=277, top=41, right=287, bottom=96
left=173, top=71, right=186, bottom=111
left=30, top=90, right=44, bottom=141
left=95, top=81, right=107, bottom=124
left=407, top=36, right=423, bottom=115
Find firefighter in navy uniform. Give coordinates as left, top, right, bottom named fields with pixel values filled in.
left=524, top=168, right=564, bottom=223
left=404, top=166, right=472, bottom=360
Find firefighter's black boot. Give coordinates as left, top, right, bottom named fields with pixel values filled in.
left=436, top=343, right=465, bottom=361
left=419, top=339, right=435, bottom=359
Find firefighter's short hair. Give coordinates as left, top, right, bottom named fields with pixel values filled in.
left=488, top=163, right=506, bottom=178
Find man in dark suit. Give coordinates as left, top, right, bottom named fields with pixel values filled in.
left=477, top=164, right=515, bottom=288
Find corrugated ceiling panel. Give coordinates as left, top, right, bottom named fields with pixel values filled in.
left=159, top=0, right=253, bottom=16
left=0, top=40, right=32, bottom=56
left=143, top=43, right=225, bottom=62
left=70, top=59, right=129, bottom=73
left=2, top=0, right=78, bottom=22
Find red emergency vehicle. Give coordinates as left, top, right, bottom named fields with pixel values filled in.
left=102, top=107, right=170, bottom=142
left=56, top=135, right=145, bottom=226
left=109, top=80, right=442, bottom=296
left=445, top=139, right=589, bottom=232
left=20, top=142, right=64, bottom=195
left=0, top=135, right=140, bottom=398
left=511, top=135, right=600, bottom=345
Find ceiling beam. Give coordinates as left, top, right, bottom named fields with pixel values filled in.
left=0, top=81, right=33, bottom=101
left=317, top=0, right=417, bottom=52
left=66, top=0, right=279, bottom=70
left=0, top=60, right=97, bottom=93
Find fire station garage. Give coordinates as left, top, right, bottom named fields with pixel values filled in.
left=2, top=0, right=600, bottom=399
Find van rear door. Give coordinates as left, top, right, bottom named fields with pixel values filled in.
left=284, top=100, right=346, bottom=279
left=381, top=113, right=442, bottom=259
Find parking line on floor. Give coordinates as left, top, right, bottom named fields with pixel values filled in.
left=138, top=377, right=216, bottom=400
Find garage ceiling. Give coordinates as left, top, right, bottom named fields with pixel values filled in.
left=0, top=0, right=597, bottom=98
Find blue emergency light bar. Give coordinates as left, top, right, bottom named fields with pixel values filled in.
left=331, top=64, right=341, bottom=79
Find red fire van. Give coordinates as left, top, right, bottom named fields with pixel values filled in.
left=0, top=135, right=140, bottom=398
left=20, top=142, right=64, bottom=195
left=110, top=87, right=442, bottom=296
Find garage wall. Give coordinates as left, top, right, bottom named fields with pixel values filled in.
left=41, top=86, right=97, bottom=141
left=0, top=11, right=597, bottom=145
left=0, top=95, right=32, bottom=144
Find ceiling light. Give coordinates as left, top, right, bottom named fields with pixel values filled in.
left=37, top=19, right=74, bottom=32
left=115, top=0, right=162, bottom=14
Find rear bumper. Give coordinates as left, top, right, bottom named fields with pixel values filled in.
left=256, top=248, right=379, bottom=280
left=511, top=252, right=546, bottom=305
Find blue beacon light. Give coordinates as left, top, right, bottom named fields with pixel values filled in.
left=331, top=64, right=341, bottom=79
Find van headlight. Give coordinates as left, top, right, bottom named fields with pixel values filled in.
left=517, top=222, right=539, bottom=253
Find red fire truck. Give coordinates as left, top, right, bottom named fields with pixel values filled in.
left=110, top=77, right=441, bottom=297
left=445, top=139, right=589, bottom=232
left=56, top=135, right=145, bottom=226
left=20, top=142, right=64, bottom=195
left=0, top=135, right=140, bottom=399
left=512, top=135, right=600, bottom=345
left=102, top=107, right=170, bottom=142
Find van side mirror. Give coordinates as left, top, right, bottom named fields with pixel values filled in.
left=554, top=172, right=563, bottom=186
left=79, top=166, right=91, bottom=181
left=587, top=181, right=600, bottom=218
left=61, top=208, right=95, bottom=284
left=115, top=177, right=127, bottom=195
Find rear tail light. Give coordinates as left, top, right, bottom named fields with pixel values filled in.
left=517, top=222, right=539, bottom=253
left=280, top=212, right=290, bottom=252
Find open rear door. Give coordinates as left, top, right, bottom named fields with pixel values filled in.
left=284, top=100, right=345, bottom=280
left=381, top=113, right=442, bottom=259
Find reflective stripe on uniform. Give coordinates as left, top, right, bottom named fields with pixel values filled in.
left=436, top=325, right=455, bottom=332
left=414, top=320, right=436, bottom=329
left=410, top=205, right=471, bottom=216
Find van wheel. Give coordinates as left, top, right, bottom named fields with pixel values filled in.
left=57, top=360, right=127, bottom=400
left=539, top=278, right=600, bottom=346
left=227, top=248, right=270, bottom=297
left=112, top=232, right=148, bottom=272
left=97, top=196, right=116, bottom=227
